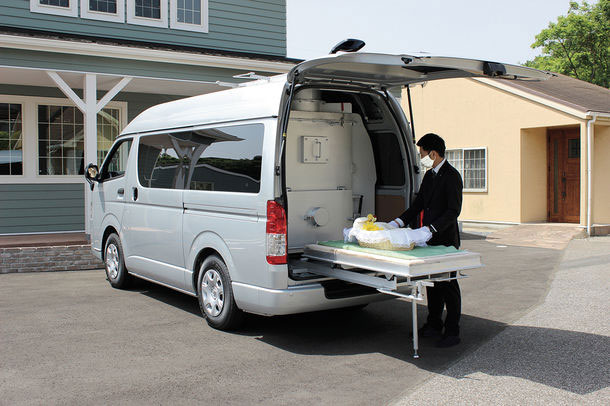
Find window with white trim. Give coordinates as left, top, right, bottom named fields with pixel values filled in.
left=127, top=0, right=168, bottom=28
left=81, top=0, right=126, bottom=22
left=37, top=105, right=121, bottom=176
left=0, top=103, right=23, bottom=176
left=170, top=0, right=209, bottom=32
left=30, top=0, right=79, bottom=17
left=446, top=147, right=487, bottom=192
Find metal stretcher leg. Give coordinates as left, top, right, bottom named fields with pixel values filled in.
left=378, top=283, right=425, bottom=358
left=412, top=286, right=419, bottom=359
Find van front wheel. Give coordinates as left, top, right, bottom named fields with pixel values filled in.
left=104, top=233, right=132, bottom=289
left=197, top=255, right=244, bottom=330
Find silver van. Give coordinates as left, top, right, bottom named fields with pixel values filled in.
left=86, top=51, right=548, bottom=330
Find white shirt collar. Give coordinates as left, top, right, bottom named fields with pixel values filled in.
left=433, top=158, right=446, bottom=174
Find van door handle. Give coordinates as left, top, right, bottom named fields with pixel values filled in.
left=117, top=188, right=124, bottom=196
left=132, top=187, right=138, bottom=201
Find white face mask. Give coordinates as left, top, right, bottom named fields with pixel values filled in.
left=420, top=154, right=434, bottom=169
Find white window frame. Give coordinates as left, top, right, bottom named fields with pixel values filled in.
left=80, top=0, right=126, bottom=23
left=446, top=147, right=488, bottom=193
left=127, top=0, right=168, bottom=28
left=170, top=0, right=209, bottom=33
left=0, top=95, right=126, bottom=184
left=0, top=101, right=25, bottom=178
left=30, top=0, right=79, bottom=17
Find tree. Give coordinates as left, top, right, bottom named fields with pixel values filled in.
left=525, top=0, right=610, bottom=88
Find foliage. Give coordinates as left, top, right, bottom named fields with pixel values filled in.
left=525, top=0, right=610, bottom=88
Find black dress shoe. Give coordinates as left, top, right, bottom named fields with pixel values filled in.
left=418, top=323, right=443, bottom=338
left=436, top=335, right=461, bottom=348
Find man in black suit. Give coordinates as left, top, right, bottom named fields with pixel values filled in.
left=388, top=133, right=463, bottom=347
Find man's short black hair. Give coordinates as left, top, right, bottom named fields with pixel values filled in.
left=416, top=133, right=446, bottom=157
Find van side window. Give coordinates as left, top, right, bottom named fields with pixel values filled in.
left=100, top=139, right=132, bottom=181
left=370, top=132, right=405, bottom=186
left=137, top=134, right=190, bottom=189
left=186, top=124, right=263, bottom=193
left=137, top=123, right=263, bottom=193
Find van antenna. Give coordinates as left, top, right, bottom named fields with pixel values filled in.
left=233, top=72, right=271, bottom=81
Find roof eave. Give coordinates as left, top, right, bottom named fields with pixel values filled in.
left=0, top=31, right=298, bottom=74
left=472, top=77, right=591, bottom=120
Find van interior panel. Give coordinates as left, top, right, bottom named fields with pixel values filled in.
left=285, top=88, right=410, bottom=254
left=374, top=194, right=407, bottom=223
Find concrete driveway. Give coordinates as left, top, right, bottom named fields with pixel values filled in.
left=395, top=236, right=610, bottom=405
left=1, top=235, right=562, bottom=405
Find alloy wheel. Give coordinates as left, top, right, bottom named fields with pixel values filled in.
left=105, top=243, right=119, bottom=280
left=201, top=269, right=224, bottom=317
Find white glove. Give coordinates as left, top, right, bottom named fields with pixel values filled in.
left=388, top=220, right=400, bottom=229
left=414, top=226, right=433, bottom=242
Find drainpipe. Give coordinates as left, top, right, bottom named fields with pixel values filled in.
left=586, top=113, right=598, bottom=236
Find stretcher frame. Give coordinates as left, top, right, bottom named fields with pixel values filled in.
left=302, top=243, right=482, bottom=358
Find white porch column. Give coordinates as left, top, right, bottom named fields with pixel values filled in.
left=83, top=74, right=97, bottom=236
left=83, top=74, right=98, bottom=168
left=46, top=71, right=132, bottom=235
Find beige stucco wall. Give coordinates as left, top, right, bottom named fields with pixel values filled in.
left=592, top=124, right=610, bottom=224
left=402, top=78, right=584, bottom=223
left=520, top=128, right=548, bottom=222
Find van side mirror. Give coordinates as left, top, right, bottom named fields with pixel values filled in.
left=85, top=163, right=99, bottom=190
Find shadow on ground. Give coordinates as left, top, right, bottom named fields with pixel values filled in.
left=135, top=279, right=608, bottom=396
left=460, top=232, right=487, bottom=240
left=443, top=324, right=610, bottom=395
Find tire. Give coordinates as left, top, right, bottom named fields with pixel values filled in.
left=104, top=233, right=132, bottom=289
left=197, top=255, right=244, bottom=330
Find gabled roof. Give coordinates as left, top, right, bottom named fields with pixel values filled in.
left=496, top=73, right=610, bottom=115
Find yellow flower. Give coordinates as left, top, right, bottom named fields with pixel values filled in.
left=362, top=214, right=382, bottom=231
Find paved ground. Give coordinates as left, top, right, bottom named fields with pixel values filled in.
left=485, top=224, right=584, bottom=250
left=0, top=234, right=565, bottom=405
left=394, top=236, right=610, bottom=405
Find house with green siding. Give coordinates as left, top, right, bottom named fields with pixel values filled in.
left=0, top=0, right=296, bottom=235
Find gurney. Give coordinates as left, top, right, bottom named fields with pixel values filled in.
left=302, top=241, right=483, bottom=358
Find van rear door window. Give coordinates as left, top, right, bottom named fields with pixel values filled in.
left=137, top=123, right=263, bottom=193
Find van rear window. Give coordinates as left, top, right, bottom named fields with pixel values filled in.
left=137, top=124, right=263, bottom=193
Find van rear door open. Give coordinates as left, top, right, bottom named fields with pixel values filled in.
left=288, top=53, right=552, bottom=87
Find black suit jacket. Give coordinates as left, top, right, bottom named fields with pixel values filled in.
left=398, top=161, right=463, bottom=249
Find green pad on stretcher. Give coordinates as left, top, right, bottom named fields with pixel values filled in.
left=317, top=241, right=462, bottom=260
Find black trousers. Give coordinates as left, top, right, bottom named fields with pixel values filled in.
left=425, top=273, right=461, bottom=336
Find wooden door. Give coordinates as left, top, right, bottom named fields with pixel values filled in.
left=548, top=128, right=580, bottom=223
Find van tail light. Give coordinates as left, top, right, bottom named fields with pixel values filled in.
left=266, top=200, right=287, bottom=265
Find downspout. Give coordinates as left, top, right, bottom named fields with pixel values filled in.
left=586, top=113, right=598, bottom=236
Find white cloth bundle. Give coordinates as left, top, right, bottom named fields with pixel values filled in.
left=343, top=217, right=432, bottom=250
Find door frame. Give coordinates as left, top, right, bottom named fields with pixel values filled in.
left=547, top=127, right=581, bottom=223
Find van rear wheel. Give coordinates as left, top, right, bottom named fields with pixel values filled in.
left=104, top=233, right=132, bottom=289
left=197, top=255, right=244, bottom=330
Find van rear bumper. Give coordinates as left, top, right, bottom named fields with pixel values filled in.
left=232, top=281, right=388, bottom=316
